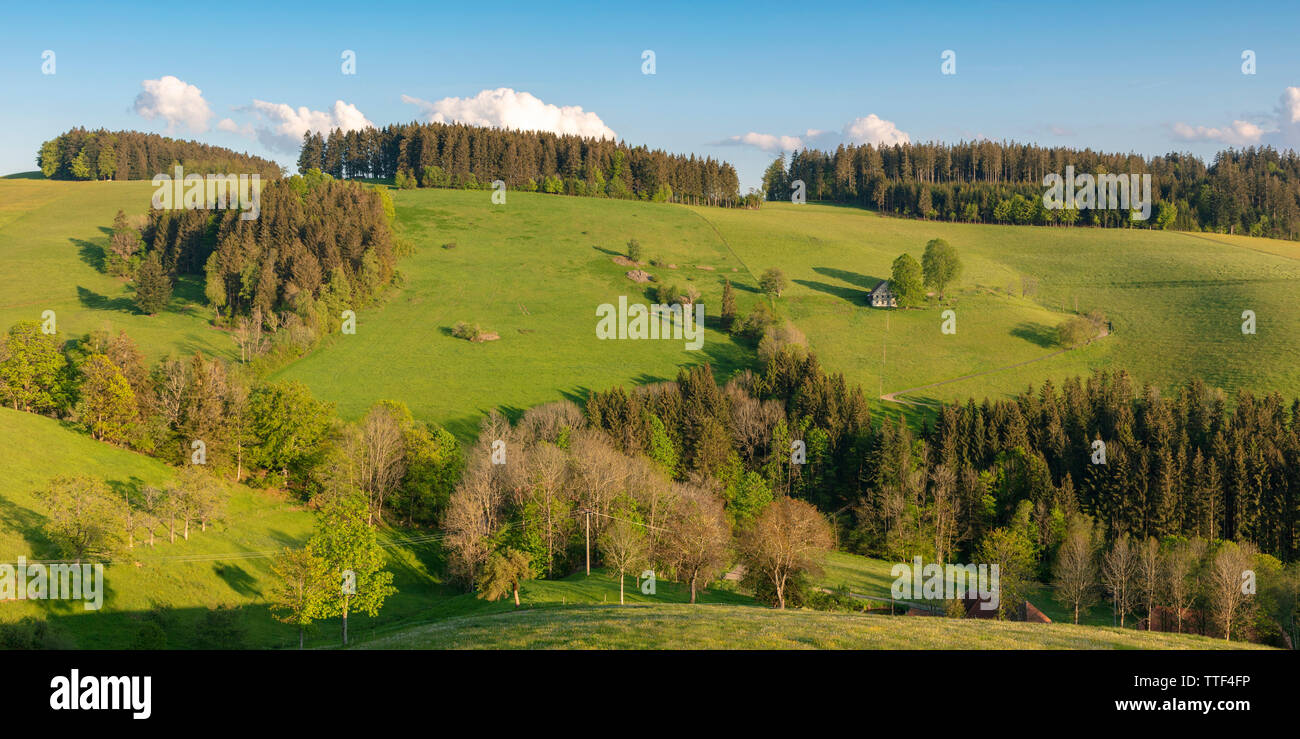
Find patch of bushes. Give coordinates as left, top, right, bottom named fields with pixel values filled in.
left=452, top=321, right=483, bottom=341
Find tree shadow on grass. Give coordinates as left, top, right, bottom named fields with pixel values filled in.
left=795, top=279, right=864, bottom=304
left=1011, top=321, right=1059, bottom=348
left=71, top=238, right=105, bottom=272
left=213, top=563, right=262, bottom=598
left=0, top=496, right=56, bottom=559
left=813, top=266, right=883, bottom=290
left=77, top=285, right=137, bottom=314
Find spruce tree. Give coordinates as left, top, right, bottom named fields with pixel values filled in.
left=720, top=279, right=737, bottom=331
left=133, top=251, right=172, bottom=314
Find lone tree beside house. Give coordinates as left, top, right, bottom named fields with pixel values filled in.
left=921, top=238, right=962, bottom=298
left=889, top=253, right=924, bottom=307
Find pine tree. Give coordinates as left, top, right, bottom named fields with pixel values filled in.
left=133, top=251, right=172, bottom=314
left=720, top=279, right=737, bottom=331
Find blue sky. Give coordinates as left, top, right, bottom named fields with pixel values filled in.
left=3, top=0, right=1299, bottom=189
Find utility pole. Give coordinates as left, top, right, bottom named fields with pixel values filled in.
left=580, top=508, right=594, bottom=575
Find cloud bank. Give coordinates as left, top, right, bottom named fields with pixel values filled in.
left=722, top=114, right=909, bottom=153
left=237, top=99, right=374, bottom=153
left=1172, top=88, right=1300, bottom=148
left=402, top=88, right=616, bottom=140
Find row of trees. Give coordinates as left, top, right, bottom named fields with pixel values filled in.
left=0, top=321, right=462, bottom=527
left=37, top=128, right=281, bottom=181
left=297, top=122, right=749, bottom=207
left=918, top=372, right=1300, bottom=561
left=764, top=142, right=1300, bottom=239
left=1053, top=520, right=1296, bottom=643
left=39, top=467, right=226, bottom=561
left=443, top=398, right=836, bottom=609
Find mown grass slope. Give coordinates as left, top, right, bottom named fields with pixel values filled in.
left=356, top=603, right=1266, bottom=650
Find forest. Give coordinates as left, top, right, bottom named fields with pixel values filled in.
left=296, top=122, right=752, bottom=207
left=37, top=128, right=282, bottom=181
left=763, top=140, right=1300, bottom=239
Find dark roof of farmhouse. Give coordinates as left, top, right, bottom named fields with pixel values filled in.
left=871, top=281, right=891, bottom=293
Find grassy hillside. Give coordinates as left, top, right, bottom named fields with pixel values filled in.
left=355, top=603, right=1266, bottom=649
left=0, top=179, right=233, bottom=363
left=272, top=188, right=764, bottom=436
left=693, top=201, right=1300, bottom=408
left=0, top=408, right=449, bottom=649
left=6, top=179, right=1300, bottom=435
left=0, top=406, right=1254, bottom=649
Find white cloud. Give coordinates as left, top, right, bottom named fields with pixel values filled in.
left=401, top=88, right=616, bottom=140
left=1172, top=120, right=1264, bottom=146
left=722, top=131, right=812, bottom=152
left=722, top=114, right=909, bottom=153
left=1168, top=88, right=1300, bottom=149
left=133, top=76, right=213, bottom=133
left=841, top=114, right=910, bottom=147
left=1279, top=86, right=1300, bottom=124
left=217, top=118, right=252, bottom=136
left=237, top=100, right=374, bottom=154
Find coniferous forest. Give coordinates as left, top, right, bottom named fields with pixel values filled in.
left=764, top=141, right=1300, bottom=239
left=37, top=128, right=282, bottom=181
left=296, top=122, right=751, bottom=207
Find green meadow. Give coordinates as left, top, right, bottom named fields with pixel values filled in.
left=690, top=200, right=1300, bottom=408
left=5, top=178, right=1299, bottom=434
left=3, top=179, right=1299, bottom=649
left=355, top=603, right=1264, bottom=650
left=273, top=188, right=764, bottom=436
left=0, top=177, right=233, bottom=363
left=0, top=407, right=450, bottom=649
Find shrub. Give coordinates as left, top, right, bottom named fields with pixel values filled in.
left=758, top=322, right=807, bottom=365
left=653, top=284, right=681, bottom=305
left=739, top=302, right=775, bottom=342
left=626, top=238, right=642, bottom=263
left=1056, top=316, right=1095, bottom=348
left=452, top=321, right=481, bottom=340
